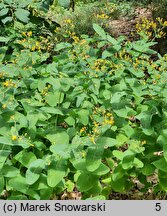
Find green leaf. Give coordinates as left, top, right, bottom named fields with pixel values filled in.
left=0, top=8, right=9, bottom=17
left=114, top=108, right=129, bottom=118
left=132, top=40, right=157, bottom=53
left=0, top=175, right=4, bottom=194
left=116, top=133, right=128, bottom=146
left=8, top=175, right=27, bottom=192
left=17, top=0, right=33, bottom=8
left=96, top=137, right=117, bottom=147
left=93, top=23, right=107, bottom=40
left=0, top=3, right=5, bottom=9
left=0, top=136, right=13, bottom=146
left=4, top=0, right=13, bottom=4
left=0, top=36, right=10, bottom=43
left=40, top=188, right=53, bottom=200
left=26, top=159, right=45, bottom=185
left=2, top=165, right=19, bottom=177
left=7, top=195, right=28, bottom=200
left=38, top=79, right=46, bottom=91
left=152, top=158, right=167, bottom=172
left=112, top=165, right=125, bottom=181
left=86, top=195, right=106, bottom=200
left=54, top=42, right=72, bottom=51
left=44, top=92, right=64, bottom=107
left=92, top=163, right=110, bottom=176
left=89, top=78, right=101, bottom=95
left=122, top=154, right=135, bottom=170
left=46, top=131, right=69, bottom=145
left=106, top=158, right=115, bottom=169
left=71, top=159, right=87, bottom=172
left=112, top=150, right=124, bottom=160
left=106, top=35, right=118, bottom=45
left=102, top=50, right=113, bottom=59
left=78, top=109, right=89, bottom=125
left=157, top=132, right=167, bottom=162
left=133, top=158, right=144, bottom=168
left=86, top=181, right=102, bottom=195
left=14, top=151, right=37, bottom=168
left=64, top=116, right=75, bottom=126
left=86, top=145, right=104, bottom=172
left=76, top=94, right=87, bottom=107
left=76, top=172, right=98, bottom=192
left=14, top=8, right=30, bottom=23
left=65, top=180, right=75, bottom=192
left=141, top=164, right=155, bottom=176
left=40, top=107, right=64, bottom=115
left=110, top=91, right=126, bottom=104
left=47, top=161, right=66, bottom=187
left=50, top=143, right=70, bottom=158
left=58, top=0, right=70, bottom=8
left=0, top=150, right=11, bottom=169
left=26, top=169, right=40, bottom=185
left=159, top=171, right=167, bottom=191
left=0, top=46, right=8, bottom=62
left=111, top=177, right=125, bottom=192
left=8, top=175, right=40, bottom=199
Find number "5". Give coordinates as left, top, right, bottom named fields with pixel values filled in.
left=155, top=203, right=161, bottom=211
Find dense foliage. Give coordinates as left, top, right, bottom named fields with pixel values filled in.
left=0, top=0, right=167, bottom=200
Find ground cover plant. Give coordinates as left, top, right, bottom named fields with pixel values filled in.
left=0, top=0, right=167, bottom=200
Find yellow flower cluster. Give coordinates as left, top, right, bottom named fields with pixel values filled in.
left=97, top=13, right=109, bottom=19
left=54, top=18, right=75, bottom=43
left=12, top=135, right=17, bottom=141
left=80, top=126, right=87, bottom=134
left=103, top=112, right=114, bottom=126
left=64, top=19, right=72, bottom=24
left=31, top=41, right=41, bottom=51
left=90, top=111, right=114, bottom=143
left=88, top=58, right=113, bottom=78
left=22, top=31, right=33, bottom=37
left=3, top=79, right=16, bottom=88
left=141, top=140, right=146, bottom=145
left=41, top=84, right=51, bottom=96
left=2, top=104, right=7, bottom=109
left=67, top=37, right=90, bottom=63
left=18, top=31, right=53, bottom=52
left=79, top=107, right=114, bottom=144
left=135, top=17, right=167, bottom=40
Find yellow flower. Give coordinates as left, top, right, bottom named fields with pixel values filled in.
left=10, top=115, right=15, bottom=120
left=22, top=32, right=27, bottom=37
left=104, top=116, right=114, bottom=125
left=90, top=136, right=95, bottom=144
left=30, top=143, right=35, bottom=147
left=2, top=104, right=7, bottom=109
left=3, top=80, right=10, bottom=87
left=66, top=19, right=72, bottom=24
left=12, top=135, right=17, bottom=141
left=27, top=31, right=32, bottom=37
left=79, top=40, right=86, bottom=45
left=31, top=46, right=36, bottom=51
left=80, top=127, right=86, bottom=133
left=141, top=140, right=146, bottom=145
left=163, top=21, right=167, bottom=27
left=151, top=22, right=157, bottom=29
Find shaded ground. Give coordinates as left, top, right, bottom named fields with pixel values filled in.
left=50, top=173, right=167, bottom=200
left=108, top=7, right=153, bottom=39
